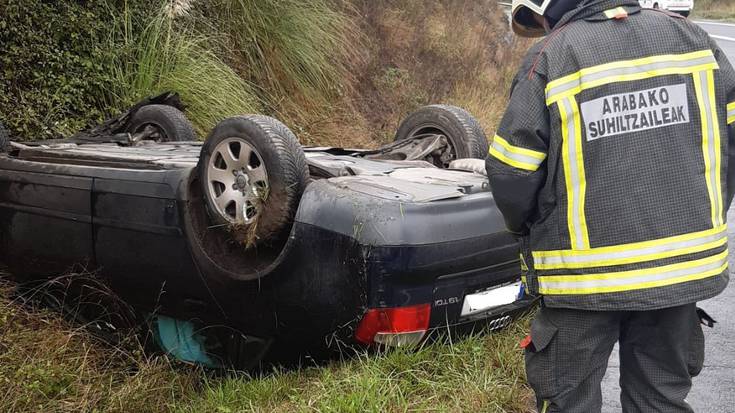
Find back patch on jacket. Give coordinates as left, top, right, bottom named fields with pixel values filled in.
left=582, top=84, right=690, bottom=141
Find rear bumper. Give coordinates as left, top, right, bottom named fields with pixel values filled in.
left=276, top=178, right=527, bottom=349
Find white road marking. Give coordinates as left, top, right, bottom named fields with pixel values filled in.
left=709, top=34, right=735, bottom=43
left=694, top=20, right=735, bottom=28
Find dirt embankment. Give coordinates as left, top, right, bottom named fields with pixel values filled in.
left=694, top=0, right=735, bottom=20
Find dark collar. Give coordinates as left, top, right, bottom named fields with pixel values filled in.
left=554, top=0, right=642, bottom=28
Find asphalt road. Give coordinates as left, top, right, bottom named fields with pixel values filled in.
left=601, top=20, right=735, bottom=413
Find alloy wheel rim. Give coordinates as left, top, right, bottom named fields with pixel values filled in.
left=206, top=137, right=269, bottom=224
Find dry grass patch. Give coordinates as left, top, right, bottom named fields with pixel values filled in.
left=694, top=0, right=735, bottom=20
left=281, top=0, right=532, bottom=149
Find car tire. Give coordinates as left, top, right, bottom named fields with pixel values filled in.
left=198, top=115, right=309, bottom=244
left=679, top=10, right=690, bottom=17
left=394, top=105, right=489, bottom=167
left=0, top=122, right=9, bottom=152
left=126, top=104, right=197, bottom=142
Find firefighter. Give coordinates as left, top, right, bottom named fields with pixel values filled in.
left=486, top=0, right=735, bottom=411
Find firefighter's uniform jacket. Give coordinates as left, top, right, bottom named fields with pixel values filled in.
left=486, top=0, right=735, bottom=311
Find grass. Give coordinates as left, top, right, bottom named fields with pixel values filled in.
left=0, top=278, right=534, bottom=412
left=204, top=0, right=357, bottom=104
left=0, top=276, right=532, bottom=413
left=693, top=0, right=735, bottom=20
left=0, top=280, right=198, bottom=413
left=107, top=3, right=262, bottom=137
left=180, top=323, right=535, bottom=413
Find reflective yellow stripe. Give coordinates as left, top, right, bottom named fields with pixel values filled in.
left=533, top=225, right=727, bottom=269
left=559, top=96, right=590, bottom=250
left=547, top=50, right=714, bottom=94
left=546, top=50, right=718, bottom=105
left=546, top=49, right=714, bottom=96
left=493, top=135, right=546, bottom=160
left=541, top=400, right=550, bottom=413
left=694, top=70, right=723, bottom=228
left=488, top=146, right=543, bottom=171
left=604, top=6, right=627, bottom=19
left=520, top=253, right=529, bottom=271
left=488, top=135, right=547, bottom=171
left=727, top=102, right=735, bottom=124
left=538, top=250, right=728, bottom=294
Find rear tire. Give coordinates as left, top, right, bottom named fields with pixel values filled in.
left=126, top=104, right=197, bottom=142
left=394, top=105, right=489, bottom=167
left=198, top=115, right=309, bottom=245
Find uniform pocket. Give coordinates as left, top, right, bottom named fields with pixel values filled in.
left=525, top=312, right=559, bottom=400
left=519, top=236, right=540, bottom=296
left=688, top=310, right=706, bottom=377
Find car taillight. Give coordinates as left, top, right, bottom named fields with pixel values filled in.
left=354, top=303, right=431, bottom=347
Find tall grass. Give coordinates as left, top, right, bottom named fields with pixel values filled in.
left=205, top=0, right=358, bottom=105
left=108, top=3, right=261, bottom=136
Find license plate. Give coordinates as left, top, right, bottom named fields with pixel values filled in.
left=460, top=281, right=523, bottom=317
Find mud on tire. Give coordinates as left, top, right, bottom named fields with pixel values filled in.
left=198, top=115, right=309, bottom=246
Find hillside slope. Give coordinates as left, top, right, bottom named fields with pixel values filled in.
left=0, top=0, right=527, bottom=147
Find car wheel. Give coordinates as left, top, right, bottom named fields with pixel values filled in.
left=198, top=115, right=309, bottom=244
left=126, top=104, right=197, bottom=142
left=394, top=105, right=489, bottom=168
left=653, top=3, right=659, bottom=8
left=679, top=10, right=690, bottom=17
left=0, top=122, right=9, bottom=152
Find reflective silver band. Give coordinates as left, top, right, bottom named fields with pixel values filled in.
left=533, top=227, right=727, bottom=269
left=695, top=70, right=723, bottom=227
left=561, top=97, right=586, bottom=250
left=538, top=254, right=727, bottom=292
left=546, top=54, right=717, bottom=103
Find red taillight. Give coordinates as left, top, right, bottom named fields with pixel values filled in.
left=355, top=303, right=431, bottom=346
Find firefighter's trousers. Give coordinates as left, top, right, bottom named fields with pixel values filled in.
left=525, top=303, right=705, bottom=413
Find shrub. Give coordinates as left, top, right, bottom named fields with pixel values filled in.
left=0, top=0, right=143, bottom=139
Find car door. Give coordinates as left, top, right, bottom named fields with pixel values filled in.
left=0, top=164, right=94, bottom=276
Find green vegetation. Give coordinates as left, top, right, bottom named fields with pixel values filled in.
left=0, top=281, right=534, bottom=412
left=180, top=322, right=534, bottom=413
left=0, top=0, right=139, bottom=138
left=694, top=0, right=735, bottom=20
left=0, top=0, right=524, bottom=146
left=109, top=7, right=262, bottom=137
left=201, top=0, right=356, bottom=104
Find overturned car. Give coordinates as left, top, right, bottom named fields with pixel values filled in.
left=0, top=94, right=532, bottom=368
